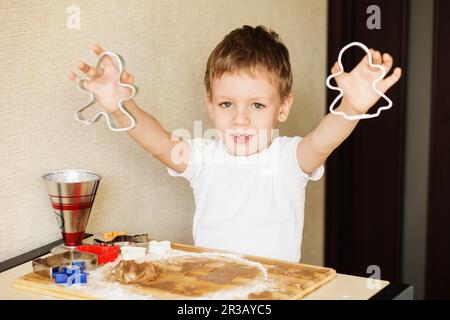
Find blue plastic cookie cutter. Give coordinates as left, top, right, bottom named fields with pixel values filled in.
left=52, top=262, right=89, bottom=286
left=75, top=51, right=137, bottom=132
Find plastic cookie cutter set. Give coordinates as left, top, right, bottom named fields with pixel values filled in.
left=75, top=244, right=120, bottom=265
left=326, top=41, right=393, bottom=120
left=75, top=51, right=137, bottom=131
left=52, top=265, right=88, bottom=286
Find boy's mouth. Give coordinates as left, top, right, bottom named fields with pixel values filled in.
left=230, top=133, right=254, bottom=144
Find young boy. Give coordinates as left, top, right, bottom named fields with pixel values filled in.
left=68, top=25, right=402, bottom=262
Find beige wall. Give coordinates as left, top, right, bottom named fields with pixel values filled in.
left=0, top=0, right=327, bottom=265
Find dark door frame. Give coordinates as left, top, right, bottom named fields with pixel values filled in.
left=425, top=0, right=450, bottom=300
left=325, top=0, right=409, bottom=282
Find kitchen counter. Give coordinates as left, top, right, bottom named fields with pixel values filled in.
left=0, top=237, right=413, bottom=300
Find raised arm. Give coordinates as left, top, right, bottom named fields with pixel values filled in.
left=297, top=48, right=402, bottom=174
left=68, top=44, right=190, bottom=174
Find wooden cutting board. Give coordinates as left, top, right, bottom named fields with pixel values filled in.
left=14, top=242, right=336, bottom=300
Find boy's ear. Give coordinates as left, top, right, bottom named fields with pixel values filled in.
left=205, top=95, right=215, bottom=120
left=278, top=93, right=294, bottom=123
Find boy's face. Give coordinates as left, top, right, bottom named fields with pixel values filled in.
left=206, top=70, right=293, bottom=156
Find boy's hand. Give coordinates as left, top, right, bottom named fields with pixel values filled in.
left=298, top=49, right=402, bottom=175
left=68, top=44, right=135, bottom=113
left=331, top=48, right=402, bottom=116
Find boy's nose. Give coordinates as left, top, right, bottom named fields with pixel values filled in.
left=232, top=107, right=251, bottom=126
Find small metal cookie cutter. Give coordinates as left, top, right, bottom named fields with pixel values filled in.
left=75, top=51, right=137, bottom=132
left=32, top=251, right=98, bottom=279
left=93, top=233, right=150, bottom=248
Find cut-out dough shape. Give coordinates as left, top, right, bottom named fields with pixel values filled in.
left=120, top=246, right=147, bottom=260
left=75, top=51, right=137, bottom=131
left=326, top=42, right=393, bottom=120
left=148, top=240, right=171, bottom=254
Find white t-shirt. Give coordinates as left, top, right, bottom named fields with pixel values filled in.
left=167, top=136, right=324, bottom=262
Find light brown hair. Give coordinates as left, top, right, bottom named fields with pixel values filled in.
left=204, top=25, right=293, bottom=100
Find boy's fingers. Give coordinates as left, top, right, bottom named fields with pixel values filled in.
left=367, top=50, right=381, bottom=72
left=68, top=71, right=80, bottom=82
left=125, top=72, right=134, bottom=84
left=76, top=61, right=88, bottom=72
left=91, top=43, right=104, bottom=56
left=77, top=61, right=97, bottom=78
left=68, top=71, right=91, bottom=90
left=86, top=67, right=97, bottom=78
left=374, top=50, right=382, bottom=65
left=120, top=71, right=134, bottom=84
left=331, top=62, right=340, bottom=74
left=382, top=53, right=393, bottom=74
left=380, top=67, right=402, bottom=91
left=91, top=43, right=114, bottom=67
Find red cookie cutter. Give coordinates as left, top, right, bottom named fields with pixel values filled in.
left=76, top=244, right=120, bottom=265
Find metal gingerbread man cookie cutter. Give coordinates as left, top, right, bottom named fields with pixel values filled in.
left=75, top=51, right=137, bottom=132
left=326, top=42, right=393, bottom=120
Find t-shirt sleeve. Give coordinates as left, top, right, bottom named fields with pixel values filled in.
left=285, top=136, right=325, bottom=182
left=166, top=138, right=204, bottom=184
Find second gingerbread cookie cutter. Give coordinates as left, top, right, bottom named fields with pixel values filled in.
left=326, top=42, right=393, bottom=120
left=75, top=51, right=137, bottom=132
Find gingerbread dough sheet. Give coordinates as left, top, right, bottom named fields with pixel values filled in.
left=14, top=245, right=336, bottom=300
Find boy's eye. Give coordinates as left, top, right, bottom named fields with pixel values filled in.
left=252, top=103, right=265, bottom=110
left=220, top=102, right=232, bottom=108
